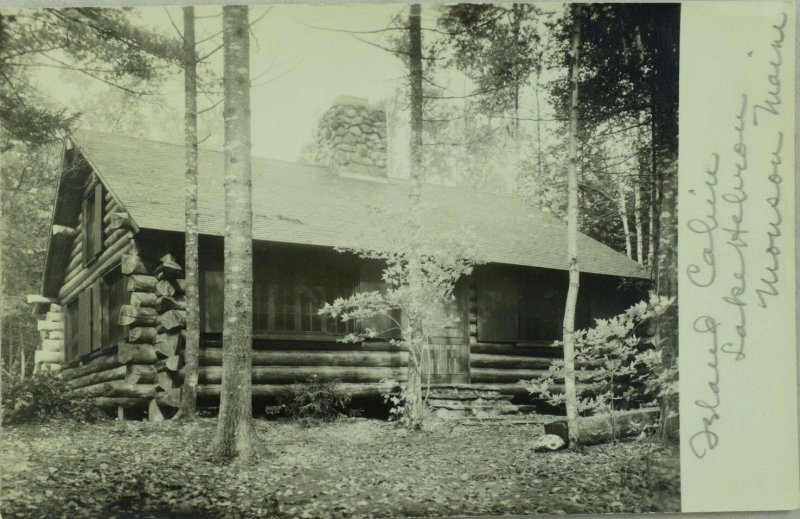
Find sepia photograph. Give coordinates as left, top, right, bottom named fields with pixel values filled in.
left=1, top=3, right=683, bottom=517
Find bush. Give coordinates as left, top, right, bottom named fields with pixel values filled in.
left=379, top=378, right=408, bottom=424
left=522, top=294, right=675, bottom=420
left=1, top=371, right=105, bottom=425
left=278, top=376, right=352, bottom=422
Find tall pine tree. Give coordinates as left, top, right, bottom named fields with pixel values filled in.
left=211, top=5, right=256, bottom=460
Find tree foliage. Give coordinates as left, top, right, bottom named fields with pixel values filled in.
left=1, top=371, right=105, bottom=424
left=438, top=3, right=543, bottom=122
left=319, top=208, right=479, bottom=428
left=524, top=295, right=675, bottom=421
left=0, top=8, right=182, bottom=149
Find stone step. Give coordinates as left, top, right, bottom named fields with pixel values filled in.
left=426, top=383, right=505, bottom=391
left=431, top=408, right=510, bottom=420
left=459, top=417, right=548, bottom=426
left=429, top=401, right=519, bottom=413
left=429, top=401, right=522, bottom=420
left=426, top=388, right=511, bottom=400
left=426, top=392, right=513, bottom=402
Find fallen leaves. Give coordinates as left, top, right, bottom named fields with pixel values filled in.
left=0, top=417, right=679, bottom=518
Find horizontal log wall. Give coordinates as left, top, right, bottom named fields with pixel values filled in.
left=198, top=365, right=406, bottom=385
left=60, top=173, right=138, bottom=302
left=59, top=233, right=176, bottom=419
left=468, top=342, right=602, bottom=403
left=198, top=382, right=387, bottom=399
left=469, top=345, right=557, bottom=396
left=60, top=342, right=179, bottom=417
left=33, top=303, right=65, bottom=373
left=59, top=231, right=135, bottom=302
left=196, top=338, right=408, bottom=399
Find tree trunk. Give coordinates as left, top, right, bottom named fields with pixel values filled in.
left=404, top=339, right=424, bottom=427
left=403, top=3, right=425, bottom=429
left=616, top=179, right=632, bottom=259
left=545, top=408, right=661, bottom=447
left=534, top=55, right=544, bottom=180
left=20, top=323, right=26, bottom=380
left=647, top=186, right=656, bottom=266
left=212, top=5, right=255, bottom=460
left=634, top=173, right=644, bottom=264
left=649, top=5, right=680, bottom=440
left=562, top=4, right=582, bottom=450
left=408, top=3, right=423, bottom=205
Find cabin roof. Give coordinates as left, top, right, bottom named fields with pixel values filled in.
left=66, top=129, right=649, bottom=280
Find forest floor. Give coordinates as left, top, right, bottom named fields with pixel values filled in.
left=2, top=417, right=679, bottom=518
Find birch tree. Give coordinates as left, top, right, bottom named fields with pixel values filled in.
left=561, top=4, right=582, bottom=449
left=211, top=5, right=255, bottom=460
left=178, top=6, right=200, bottom=419
left=616, top=178, right=632, bottom=259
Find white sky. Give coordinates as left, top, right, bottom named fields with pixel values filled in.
left=25, top=4, right=578, bottom=186
left=35, top=5, right=428, bottom=162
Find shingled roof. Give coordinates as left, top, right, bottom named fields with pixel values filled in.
left=69, top=129, right=649, bottom=279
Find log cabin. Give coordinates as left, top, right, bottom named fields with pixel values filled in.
left=28, top=97, right=649, bottom=418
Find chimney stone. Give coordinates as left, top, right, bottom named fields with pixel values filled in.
left=314, top=96, right=387, bottom=178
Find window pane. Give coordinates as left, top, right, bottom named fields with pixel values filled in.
left=275, top=284, right=295, bottom=331
left=65, top=299, right=80, bottom=362
left=476, top=271, right=518, bottom=342
left=83, top=193, right=95, bottom=264
left=105, top=268, right=127, bottom=346
left=253, top=274, right=269, bottom=331
left=77, top=289, right=92, bottom=357
left=201, top=270, right=224, bottom=333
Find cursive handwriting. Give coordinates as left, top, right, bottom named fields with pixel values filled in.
left=756, top=132, right=783, bottom=307
left=752, top=12, right=786, bottom=126
left=690, top=316, right=721, bottom=458
left=686, top=154, right=720, bottom=288
left=720, top=95, right=748, bottom=360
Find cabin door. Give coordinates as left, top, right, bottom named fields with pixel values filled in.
left=421, top=339, right=470, bottom=385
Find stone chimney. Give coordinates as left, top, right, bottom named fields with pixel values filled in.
left=314, top=96, right=387, bottom=178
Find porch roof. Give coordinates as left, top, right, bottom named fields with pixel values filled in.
left=69, top=129, right=649, bottom=280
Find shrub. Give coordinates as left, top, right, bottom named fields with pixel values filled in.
left=522, top=294, right=675, bottom=423
left=1, top=371, right=105, bottom=425
left=278, top=376, right=352, bottom=422
left=379, top=378, right=407, bottom=423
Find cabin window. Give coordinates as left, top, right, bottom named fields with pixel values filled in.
left=64, top=298, right=80, bottom=361
left=82, top=184, right=104, bottom=265
left=273, top=282, right=297, bottom=332
left=253, top=257, right=357, bottom=335
left=200, top=247, right=358, bottom=337
left=476, top=268, right=570, bottom=343
left=300, top=276, right=354, bottom=334
left=476, top=271, right=518, bottom=342
left=77, top=288, right=92, bottom=357
left=355, top=260, right=400, bottom=340
left=517, top=278, right=563, bottom=342
left=103, top=267, right=128, bottom=346
left=64, top=269, right=127, bottom=363
left=200, top=270, right=224, bottom=333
